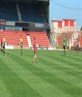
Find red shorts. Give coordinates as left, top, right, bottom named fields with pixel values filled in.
left=34, top=49, right=36, bottom=54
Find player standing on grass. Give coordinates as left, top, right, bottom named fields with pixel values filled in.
left=0, top=36, right=3, bottom=53
left=19, top=35, right=23, bottom=55
left=33, top=37, right=38, bottom=63
left=63, top=35, right=66, bottom=55
left=1, top=35, right=6, bottom=54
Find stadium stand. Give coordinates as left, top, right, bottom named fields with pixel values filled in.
left=78, top=33, right=82, bottom=47
left=27, top=32, right=50, bottom=48
left=0, top=0, right=50, bottom=49
left=0, top=1, right=18, bottom=21
left=0, top=1, right=45, bottom=23
left=56, top=32, right=74, bottom=48
left=56, top=34, right=63, bottom=47
left=0, top=30, right=50, bottom=48
left=16, top=31, right=28, bottom=47
left=0, top=30, right=28, bottom=47
left=19, top=3, right=45, bottom=23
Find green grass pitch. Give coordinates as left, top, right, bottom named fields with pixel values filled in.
left=0, top=49, right=82, bottom=97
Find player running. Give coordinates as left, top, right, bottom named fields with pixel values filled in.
left=19, top=35, right=23, bottom=55
left=0, top=36, right=3, bottom=53
left=32, top=37, right=38, bottom=63
left=1, top=35, right=6, bottom=54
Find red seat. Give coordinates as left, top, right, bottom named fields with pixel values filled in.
left=0, top=30, right=28, bottom=47
left=27, top=31, right=50, bottom=48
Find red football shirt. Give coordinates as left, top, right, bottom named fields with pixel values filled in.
left=33, top=42, right=36, bottom=50
left=33, top=41, right=37, bottom=54
left=1, top=38, right=3, bottom=43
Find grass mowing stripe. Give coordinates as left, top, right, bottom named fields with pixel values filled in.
left=38, top=51, right=82, bottom=85
left=5, top=51, right=71, bottom=97
left=22, top=50, right=82, bottom=81
left=39, top=53, right=82, bottom=79
left=40, top=50, right=82, bottom=58
left=21, top=50, right=82, bottom=88
left=39, top=50, right=82, bottom=62
left=7, top=50, right=71, bottom=97
left=0, top=79, right=12, bottom=97
left=40, top=52, right=81, bottom=71
left=0, top=56, right=41, bottom=97
left=41, top=51, right=82, bottom=69
left=25, top=51, right=82, bottom=89
left=49, top=51, right=82, bottom=63
left=34, top=56, right=82, bottom=89
left=41, top=51, right=82, bottom=72
left=7, top=50, right=81, bottom=97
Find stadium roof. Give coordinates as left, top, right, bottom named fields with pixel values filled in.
left=0, top=0, right=49, bottom=2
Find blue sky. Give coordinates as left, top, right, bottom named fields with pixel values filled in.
left=49, top=0, right=82, bottom=28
